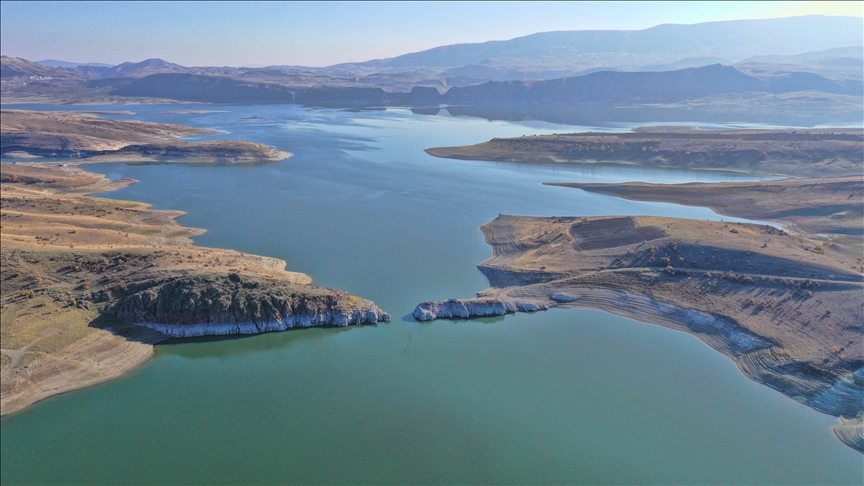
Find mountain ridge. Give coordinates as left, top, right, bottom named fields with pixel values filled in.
left=335, top=15, right=863, bottom=72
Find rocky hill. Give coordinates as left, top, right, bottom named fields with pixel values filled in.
left=1, top=160, right=388, bottom=415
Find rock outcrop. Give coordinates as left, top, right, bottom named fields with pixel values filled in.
left=412, top=213, right=864, bottom=453
left=412, top=298, right=553, bottom=321
left=106, top=273, right=390, bottom=337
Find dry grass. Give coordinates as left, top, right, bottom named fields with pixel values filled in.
left=0, top=162, right=310, bottom=415
left=426, top=127, right=864, bottom=178
left=471, top=214, right=863, bottom=423
left=1, top=110, right=290, bottom=164
left=547, top=177, right=863, bottom=245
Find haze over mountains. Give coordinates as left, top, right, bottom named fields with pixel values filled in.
left=330, top=15, right=863, bottom=77
left=1, top=14, right=861, bottom=123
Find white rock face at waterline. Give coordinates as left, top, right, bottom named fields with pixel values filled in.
left=106, top=273, right=390, bottom=337
left=412, top=298, right=554, bottom=321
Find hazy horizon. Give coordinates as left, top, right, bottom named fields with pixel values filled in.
left=1, top=1, right=861, bottom=67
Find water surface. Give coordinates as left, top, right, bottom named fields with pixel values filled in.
left=2, top=104, right=860, bottom=484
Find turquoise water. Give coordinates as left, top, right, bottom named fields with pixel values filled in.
left=1, top=105, right=861, bottom=484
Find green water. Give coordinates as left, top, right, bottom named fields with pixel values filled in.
left=1, top=105, right=861, bottom=484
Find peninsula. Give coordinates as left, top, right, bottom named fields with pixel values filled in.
left=0, top=114, right=387, bottom=416
left=417, top=128, right=864, bottom=452
left=1, top=110, right=290, bottom=164
left=544, top=177, right=863, bottom=245
left=424, top=127, right=864, bottom=178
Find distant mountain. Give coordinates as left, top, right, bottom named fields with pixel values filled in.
left=734, top=46, right=863, bottom=82
left=107, top=64, right=862, bottom=107
left=444, top=65, right=862, bottom=105
left=109, top=73, right=390, bottom=105
left=640, top=57, right=730, bottom=72
left=0, top=56, right=86, bottom=80
left=99, top=58, right=189, bottom=78
left=36, top=60, right=113, bottom=68
left=337, top=16, right=862, bottom=75
left=10, top=16, right=861, bottom=89
left=740, top=46, right=863, bottom=65
left=438, top=64, right=602, bottom=81
left=72, top=65, right=111, bottom=78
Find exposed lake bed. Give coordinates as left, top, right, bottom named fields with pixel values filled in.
left=1, top=104, right=862, bottom=484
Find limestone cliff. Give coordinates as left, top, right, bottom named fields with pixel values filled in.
left=106, top=273, right=390, bottom=337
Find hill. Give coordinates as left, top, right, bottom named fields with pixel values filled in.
left=0, top=56, right=86, bottom=81
left=340, top=16, right=863, bottom=74
left=546, top=177, right=863, bottom=239
left=98, top=58, right=189, bottom=78
left=104, top=64, right=862, bottom=109
left=444, top=64, right=863, bottom=104
left=35, top=60, right=112, bottom=68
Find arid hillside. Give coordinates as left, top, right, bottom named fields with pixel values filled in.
left=1, top=110, right=290, bottom=163
left=1, top=163, right=387, bottom=415
left=426, top=127, right=864, bottom=178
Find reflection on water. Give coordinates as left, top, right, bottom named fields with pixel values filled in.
left=1, top=103, right=861, bottom=485
left=160, top=325, right=364, bottom=360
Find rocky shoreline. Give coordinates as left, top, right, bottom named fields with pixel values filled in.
left=413, top=287, right=864, bottom=453
left=412, top=214, right=864, bottom=453
left=106, top=273, right=390, bottom=338
left=412, top=297, right=553, bottom=321
left=1, top=157, right=386, bottom=415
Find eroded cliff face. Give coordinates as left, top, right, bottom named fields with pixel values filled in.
left=412, top=298, right=553, bottom=321
left=106, top=273, right=390, bottom=337
left=1, top=162, right=392, bottom=415
left=412, top=214, right=864, bottom=453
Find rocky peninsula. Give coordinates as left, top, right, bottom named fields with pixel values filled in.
left=0, top=122, right=384, bottom=415
left=1, top=110, right=290, bottom=164
left=413, top=210, right=863, bottom=452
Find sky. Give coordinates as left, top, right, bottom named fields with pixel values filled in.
left=1, top=1, right=861, bottom=67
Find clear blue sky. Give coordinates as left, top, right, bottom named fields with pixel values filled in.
left=1, top=1, right=861, bottom=66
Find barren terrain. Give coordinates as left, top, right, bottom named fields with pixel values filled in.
left=426, top=127, right=864, bottom=178
left=416, top=214, right=863, bottom=451
left=417, top=132, right=864, bottom=451
left=0, top=162, right=385, bottom=415
left=546, top=177, right=863, bottom=244
left=1, top=110, right=290, bottom=164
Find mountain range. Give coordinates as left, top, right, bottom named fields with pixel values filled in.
left=2, top=14, right=861, bottom=114
left=4, top=15, right=860, bottom=82
left=327, top=15, right=863, bottom=77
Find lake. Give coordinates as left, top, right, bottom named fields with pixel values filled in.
left=1, top=104, right=861, bottom=484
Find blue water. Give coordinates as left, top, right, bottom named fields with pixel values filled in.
left=1, top=104, right=860, bottom=484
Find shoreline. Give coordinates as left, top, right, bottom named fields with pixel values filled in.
left=415, top=279, right=864, bottom=453
left=0, top=109, right=291, bottom=165
left=424, top=127, right=864, bottom=179
left=543, top=178, right=863, bottom=244
left=550, top=289, right=863, bottom=452
left=0, top=118, right=384, bottom=416
left=412, top=213, right=863, bottom=453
